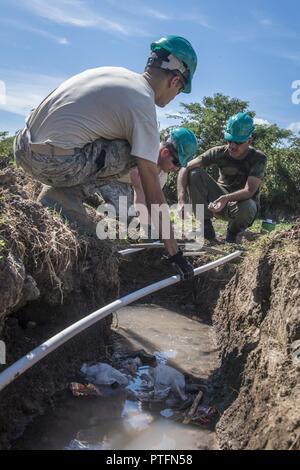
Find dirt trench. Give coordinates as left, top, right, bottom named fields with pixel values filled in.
left=120, top=223, right=300, bottom=450
left=211, top=224, right=300, bottom=450
left=1, top=157, right=299, bottom=450
left=0, top=160, right=120, bottom=449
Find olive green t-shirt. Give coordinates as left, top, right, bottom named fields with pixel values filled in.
left=201, top=145, right=267, bottom=202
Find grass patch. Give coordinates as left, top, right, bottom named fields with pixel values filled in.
left=213, top=218, right=293, bottom=238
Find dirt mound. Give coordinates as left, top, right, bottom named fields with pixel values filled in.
left=0, top=161, right=120, bottom=448
left=213, top=222, right=300, bottom=449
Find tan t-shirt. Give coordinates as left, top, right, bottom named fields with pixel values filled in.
left=26, top=67, right=160, bottom=164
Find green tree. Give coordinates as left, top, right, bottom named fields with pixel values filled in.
left=168, top=93, right=252, bottom=151
left=164, top=93, right=300, bottom=216
left=0, top=131, right=14, bottom=159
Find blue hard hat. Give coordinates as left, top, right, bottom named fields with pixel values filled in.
left=224, top=112, right=255, bottom=142
left=169, top=127, right=198, bottom=167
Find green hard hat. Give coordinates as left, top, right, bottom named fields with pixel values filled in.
left=150, top=35, right=197, bottom=93
left=169, top=127, right=198, bottom=167
left=224, top=112, right=255, bottom=143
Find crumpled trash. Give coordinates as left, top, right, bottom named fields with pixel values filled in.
left=119, top=357, right=142, bottom=376
left=70, top=382, right=103, bottom=397
left=154, top=350, right=177, bottom=364
left=149, top=364, right=187, bottom=401
left=113, top=349, right=157, bottom=367
left=192, top=405, right=218, bottom=424
left=135, top=350, right=157, bottom=366
left=124, top=412, right=154, bottom=432
left=80, top=362, right=128, bottom=386
left=65, top=439, right=110, bottom=450
left=160, top=408, right=174, bottom=418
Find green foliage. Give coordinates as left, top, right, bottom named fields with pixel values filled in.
left=0, top=131, right=14, bottom=160
left=167, top=93, right=252, bottom=151
left=0, top=238, right=5, bottom=261
left=164, top=93, right=300, bottom=216
left=260, top=146, right=300, bottom=214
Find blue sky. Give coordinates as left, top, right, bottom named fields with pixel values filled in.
left=0, top=0, right=299, bottom=136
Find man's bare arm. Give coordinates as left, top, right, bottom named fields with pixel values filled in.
left=225, top=176, right=262, bottom=201
left=209, top=176, right=262, bottom=213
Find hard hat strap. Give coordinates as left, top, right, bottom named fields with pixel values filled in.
left=146, top=52, right=188, bottom=80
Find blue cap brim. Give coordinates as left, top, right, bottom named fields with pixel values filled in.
left=182, top=80, right=191, bottom=94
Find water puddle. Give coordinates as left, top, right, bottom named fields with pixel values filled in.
left=14, top=304, right=219, bottom=450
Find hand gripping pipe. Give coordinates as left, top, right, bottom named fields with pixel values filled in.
left=0, top=251, right=241, bottom=392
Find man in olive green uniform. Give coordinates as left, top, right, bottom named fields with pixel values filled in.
left=177, top=113, right=267, bottom=243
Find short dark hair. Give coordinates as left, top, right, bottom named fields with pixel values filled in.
left=145, top=48, right=187, bottom=87
left=164, top=140, right=178, bottom=157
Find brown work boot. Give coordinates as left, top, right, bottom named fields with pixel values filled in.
left=37, top=185, right=96, bottom=233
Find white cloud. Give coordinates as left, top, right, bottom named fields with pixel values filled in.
left=0, top=18, right=70, bottom=45
left=104, top=0, right=212, bottom=28
left=279, top=51, right=300, bottom=64
left=27, top=27, right=70, bottom=45
left=232, top=10, right=297, bottom=43
left=0, top=80, right=6, bottom=105
left=143, top=8, right=169, bottom=20
left=259, top=18, right=273, bottom=27
left=20, top=0, right=146, bottom=36
left=181, top=14, right=212, bottom=29
left=254, top=118, right=271, bottom=126
left=251, top=9, right=273, bottom=28
left=0, top=70, right=65, bottom=116
left=287, top=122, right=300, bottom=134
left=104, top=0, right=169, bottom=20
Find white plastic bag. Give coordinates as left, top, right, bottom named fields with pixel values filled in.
left=80, top=362, right=128, bottom=386
left=149, top=364, right=187, bottom=401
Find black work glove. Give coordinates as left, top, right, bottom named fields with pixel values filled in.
left=167, top=249, right=194, bottom=281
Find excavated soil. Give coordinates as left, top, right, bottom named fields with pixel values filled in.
left=1, top=155, right=299, bottom=450
left=0, top=158, right=120, bottom=449
left=212, top=224, right=300, bottom=450
left=121, top=222, right=300, bottom=450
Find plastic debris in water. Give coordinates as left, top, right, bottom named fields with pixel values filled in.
left=124, top=411, right=154, bottom=431
left=149, top=364, right=187, bottom=401
left=154, top=350, right=177, bottom=364
left=192, top=405, right=219, bottom=424
left=160, top=408, right=174, bottom=418
left=70, top=382, right=103, bottom=397
left=65, top=438, right=110, bottom=450
left=80, top=362, right=129, bottom=386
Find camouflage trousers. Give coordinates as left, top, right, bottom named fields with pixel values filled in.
left=95, top=181, right=134, bottom=215
left=14, top=126, right=136, bottom=212
left=188, top=168, right=258, bottom=233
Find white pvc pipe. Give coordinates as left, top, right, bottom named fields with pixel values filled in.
left=0, top=251, right=241, bottom=392
left=118, top=247, right=145, bottom=255
left=118, top=241, right=162, bottom=256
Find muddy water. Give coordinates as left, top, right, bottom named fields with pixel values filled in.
left=14, top=304, right=219, bottom=450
